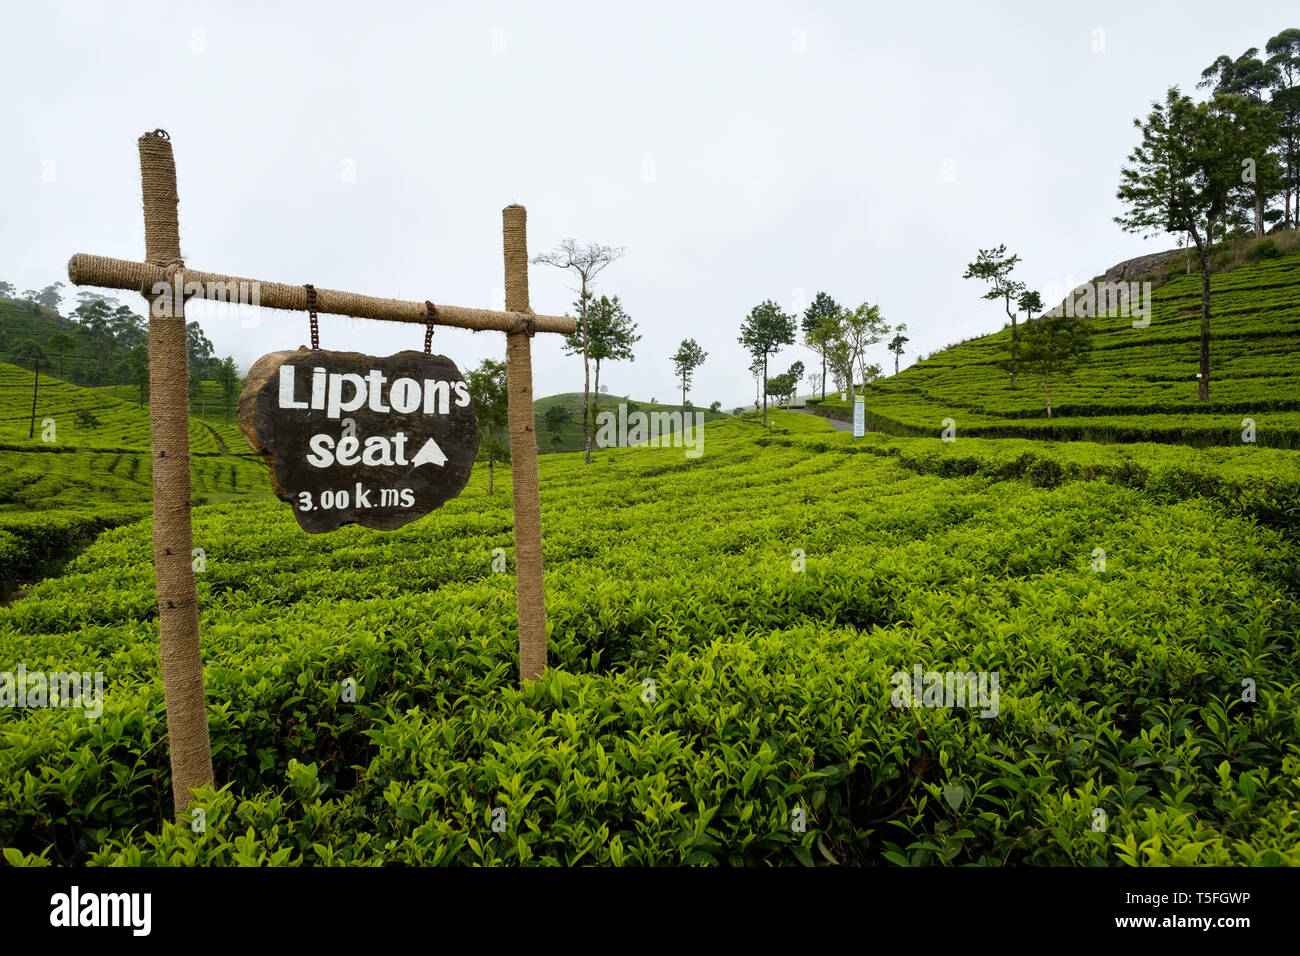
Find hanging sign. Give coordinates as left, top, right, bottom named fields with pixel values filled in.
left=238, top=348, right=479, bottom=533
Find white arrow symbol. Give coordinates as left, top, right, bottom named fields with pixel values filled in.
left=411, top=438, right=448, bottom=468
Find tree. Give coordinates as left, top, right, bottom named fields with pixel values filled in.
left=129, top=343, right=150, bottom=405
left=188, top=366, right=204, bottom=419
left=213, top=357, right=240, bottom=424
left=561, top=293, right=638, bottom=421
left=670, top=338, right=708, bottom=410
left=1266, top=29, right=1300, bottom=229
left=709, top=401, right=721, bottom=413
left=11, top=338, right=48, bottom=373
left=738, top=300, right=796, bottom=425
left=802, top=292, right=841, bottom=401
left=32, top=282, right=64, bottom=313
left=48, top=331, right=76, bottom=379
left=836, top=302, right=890, bottom=402
left=1017, top=290, right=1043, bottom=322
left=1116, top=87, right=1262, bottom=401
left=466, top=359, right=509, bottom=492
left=543, top=404, right=573, bottom=452
left=0, top=280, right=15, bottom=299
left=1020, top=312, right=1092, bottom=419
left=886, top=327, right=909, bottom=384
left=765, top=360, right=805, bottom=406
left=826, top=336, right=852, bottom=397
left=187, top=322, right=217, bottom=380
left=532, top=238, right=626, bottom=465
left=1199, top=47, right=1283, bottom=237
left=963, top=246, right=1025, bottom=388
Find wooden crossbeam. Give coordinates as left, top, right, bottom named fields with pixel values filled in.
left=66, top=254, right=576, bottom=336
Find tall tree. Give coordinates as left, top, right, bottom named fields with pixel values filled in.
left=1020, top=312, right=1092, bottom=419
left=31, top=282, right=64, bottom=313
left=129, top=343, right=150, bottom=405
left=1199, top=48, right=1283, bottom=236
left=187, top=322, right=217, bottom=380
left=738, top=300, right=796, bottom=425
left=213, top=356, right=240, bottom=424
left=532, top=238, right=625, bottom=465
left=670, top=338, right=708, bottom=410
left=11, top=338, right=48, bottom=374
left=1116, top=87, right=1263, bottom=401
left=1267, top=29, right=1300, bottom=230
left=886, top=327, right=909, bottom=384
left=562, top=293, right=639, bottom=419
left=963, top=245, right=1025, bottom=388
left=802, top=292, right=841, bottom=401
left=48, top=331, right=76, bottom=379
left=837, top=302, right=890, bottom=401
left=467, top=358, right=509, bottom=492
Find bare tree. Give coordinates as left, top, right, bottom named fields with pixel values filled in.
left=532, top=238, right=625, bottom=464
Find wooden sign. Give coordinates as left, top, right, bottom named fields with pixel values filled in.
left=238, top=347, right=479, bottom=533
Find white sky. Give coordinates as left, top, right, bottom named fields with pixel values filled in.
left=2, top=1, right=1293, bottom=408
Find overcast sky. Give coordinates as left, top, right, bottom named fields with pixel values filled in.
left=3, top=1, right=1294, bottom=408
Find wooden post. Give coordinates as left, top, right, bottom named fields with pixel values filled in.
left=139, top=131, right=213, bottom=815
left=502, top=204, right=547, bottom=682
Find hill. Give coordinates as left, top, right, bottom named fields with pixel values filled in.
left=1, top=410, right=1297, bottom=865
left=533, top=392, right=729, bottom=454
left=811, top=249, right=1300, bottom=448
left=0, top=363, right=269, bottom=593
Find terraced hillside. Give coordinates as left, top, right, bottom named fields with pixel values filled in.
left=533, top=392, right=729, bottom=454
left=0, top=364, right=268, bottom=590
left=1, top=412, right=1297, bottom=865
left=812, top=252, right=1300, bottom=448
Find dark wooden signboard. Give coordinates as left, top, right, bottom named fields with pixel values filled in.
left=238, top=347, right=479, bottom=533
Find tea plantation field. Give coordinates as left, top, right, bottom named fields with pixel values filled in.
left=0, top=363, right=269, bottom=593
left=814, top=252, right=1300, bottom=447
left=2, top=410, right=1297, bottom=866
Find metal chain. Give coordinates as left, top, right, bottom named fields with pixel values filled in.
left=304, top=284, right=319, bottom=350
left=424, top=301, right=437, bottom=353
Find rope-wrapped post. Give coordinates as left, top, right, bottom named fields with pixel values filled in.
left=139, top=130, right=214, bottom=816
left=502, top=204, right=547, bottom=683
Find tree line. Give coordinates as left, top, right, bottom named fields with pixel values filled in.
left=734, top=293, right=908, bottom=425
left=1, top=280, right=243, bottom=420
left=958, top=27, right=1300, bottom=416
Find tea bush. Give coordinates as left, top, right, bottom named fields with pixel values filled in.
left=2, top=413, right=1297, bottom=866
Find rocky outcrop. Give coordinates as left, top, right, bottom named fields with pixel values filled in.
left=1101, top=248, right=1186, bottom=284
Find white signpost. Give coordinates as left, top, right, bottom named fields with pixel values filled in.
left=853, top=398, right=865, bottom=438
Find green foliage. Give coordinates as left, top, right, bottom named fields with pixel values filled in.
left=812, top=253, right=1300, bottom=447
left=0, top=412, right=1297, bottom=866
left=1246, top=237, right=1282, bottom=262
left=670, top=338, right=708, bottom=408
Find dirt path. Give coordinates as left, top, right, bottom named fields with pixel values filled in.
left=202, top=422, right=229, bottom=453
left=789, top=407, right=852, bottom=432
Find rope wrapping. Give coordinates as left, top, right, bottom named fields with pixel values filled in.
left=67, top=254, right=576, bottom=335
left=502, top=204, right=547, bottom=683
left=138, top=130, right=215, bottom=817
